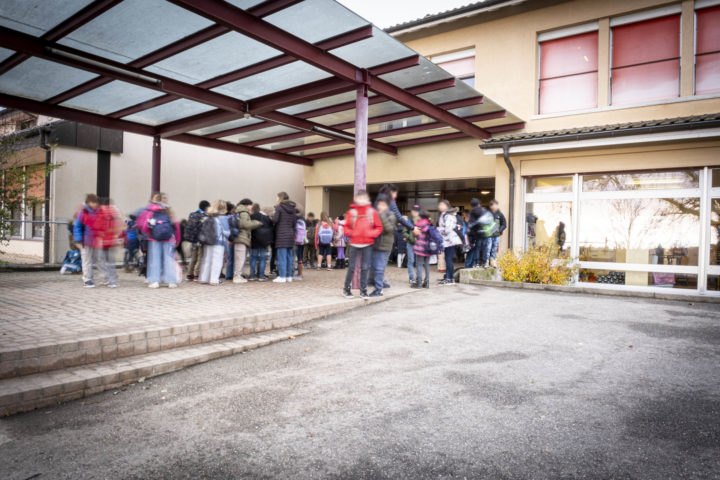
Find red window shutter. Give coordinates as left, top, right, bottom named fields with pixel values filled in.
left=436, top=56, right=475, bottom=78
left=612, top=59, right=680, bottom=105
left=612, top=15, right=680, bottom=68
left=539, top=72, right=598, bottom=114
left=538, top=31, right=599, bottom=114
left=540, top=31, right=598, bottom=79
left=696, top=6, right=720, bottom=95
left=696, top=52, right=720, bottom=95
left=697, top=6, right=720, bottom=55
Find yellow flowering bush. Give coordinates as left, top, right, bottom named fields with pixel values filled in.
left=497, top=246, right=576, bottom=285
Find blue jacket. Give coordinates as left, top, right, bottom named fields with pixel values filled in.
left=73, top=204, right=96, bottom=247
left=214, top=215, right=230, bottom=246
left=389, top=199, right=413, bottom=230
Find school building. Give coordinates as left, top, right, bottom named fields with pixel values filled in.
left=1, top=0, right=719, bottom=295
left=302, top=0, right=720, bottom=295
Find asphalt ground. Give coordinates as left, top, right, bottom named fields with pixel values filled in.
left=1, top=284, right=719, bottom=479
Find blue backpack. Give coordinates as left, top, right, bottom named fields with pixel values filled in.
left=427, top=226, right=444, bottom=255
left=149, top=210, right=174, bottom=241
left=318, top=224, right=334, bottom=245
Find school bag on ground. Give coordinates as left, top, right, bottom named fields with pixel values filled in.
left=148, top=210, right=174, bottom=241
left=60, top=250, right=82, bottom=274
left=184, top=211, right=204, bottom=243
left=198, top=217, right=218, bottom=245
left=294, top=219, right=307, bottom=245
left=318, top=224, right=334, bottom=245
left=427, top=226, right=444, bottom=255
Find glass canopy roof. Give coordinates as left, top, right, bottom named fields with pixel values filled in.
left=0, top=0, right=524, bottom=165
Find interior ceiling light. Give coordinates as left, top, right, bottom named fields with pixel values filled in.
left=480, top=190, right=491, bottom=195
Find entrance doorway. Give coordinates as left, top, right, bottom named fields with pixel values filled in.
left=326, top=178, right=495, bottom=218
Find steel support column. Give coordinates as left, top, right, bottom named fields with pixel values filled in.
left=354, top=84, right=369, bottom=195
left=151, top=136, right=161, bottom=195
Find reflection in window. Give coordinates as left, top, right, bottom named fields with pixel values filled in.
left=526, top=176, right=573, bottom=194
left=711, top=201, right=720, bottom=266
left=578, top=198, right=700, bottom=265
left=580, top=269, right=697, bottom=289
left=582, top=170, right=699, bottom=191
left=712, top=169, right=720, bottom=189
left=31, top=203, right=44, bottom=239
left=708, top=276, right=720, bottom=291
left=526, top=202, right=571, bottom=255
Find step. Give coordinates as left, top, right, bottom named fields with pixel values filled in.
left=0, top=327, right=309, bottom=416
left=0, top=294, right=395, bottom=380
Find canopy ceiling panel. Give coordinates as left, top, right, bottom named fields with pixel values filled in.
left=0, top=0, right=525, bottom=165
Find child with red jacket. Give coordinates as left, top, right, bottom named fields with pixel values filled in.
left=342, top=190, right=383, bottom=299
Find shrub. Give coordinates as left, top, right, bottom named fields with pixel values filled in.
left=497, top=246, right=576, bottom=285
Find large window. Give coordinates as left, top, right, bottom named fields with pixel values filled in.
left=432, top=49, right=475, bottom=87
left=538, top=31, right=598, bottom=114
left=523, top=168, right=720, bottom=294
left=611, top=15, right=681, bottom=105
left=696, top=5, right=720, bottom=95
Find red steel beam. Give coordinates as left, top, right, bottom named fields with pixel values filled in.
left=47, top=24, right=229, bottom=105
left=171, top=134, right=312, bottom=166
left=255, top=111, right=397, bottom=155
left=0, top=93, right=308, bottom=166
left=168, top=0, right=490, bottom=138
left=277, top=111, right=505, bottom=153
left=157, top=110, right=246, bottom=138
left=249, top=78, right=354, bottom=114
left=485, top=122, right=526, bottom=133
left=247, top=97, right=493, bottom=148
left=206, top=78, right=459, bottom=140
left=368, top=55, right=419, bottom=75
left=0, top=26, right=246, bottom=113
left=47, top=0, right=312, bottom=106
left=109, top=24, right=373, bottom=119
left=0, top=0, right=122, bottom=75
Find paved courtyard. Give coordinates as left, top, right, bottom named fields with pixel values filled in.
left=0, top=266, right=413, bottom=352
left=1, top=284, right=718, bottom=479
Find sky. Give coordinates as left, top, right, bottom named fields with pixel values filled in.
left=336, top=0, right=479, bottom=28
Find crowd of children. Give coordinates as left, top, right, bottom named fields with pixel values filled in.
left=68, top=185, right=506, bottom=297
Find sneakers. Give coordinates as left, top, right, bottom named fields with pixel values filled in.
left=286, top=277, right=293, bottom=283
left=107, top=283, right=118, bottom=289
left=272, top=277, right=286, bottom=283
left=168, top=283, right=178, bottom=289
left=343, top=289, right=353, bottom=298
left=369, top=290, right=383, bottom=297
left=383, top=281, right=391, bottom=289
left=148, top=282, right=160, bottom=289
left=83, top=281, right=95, bottom=288
left=247, top=277, right=257, bottom=282
left=293, top=275, right=303, bottom=281
left=360, top=290, right=370, bottom=300
left=233, top=277, right=248, bottom=284
left=186, top=274, right=195, bottom=281
left=440, top=279, right=455, bottom=286
left=422, top=279, right=430, bottom=289
left=410, top=282, right=421, bottom=289
left=258, top=276, right=269, bottom=282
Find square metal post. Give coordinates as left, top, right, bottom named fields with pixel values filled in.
left=151, top=135, right=161, bottom=194
left=352, top=84, right=369, bottom=289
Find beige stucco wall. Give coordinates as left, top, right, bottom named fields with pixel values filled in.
left=400, top=0, right=720, bottom=132
left=51, top=133, right=304, bottom=223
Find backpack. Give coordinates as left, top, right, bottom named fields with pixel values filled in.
left=197, top=217, right=218, bottom=245
left=478, top=211, right=498, bottom=237
left=349, top=208, right=375, bottom=229
left=294, top=219, right=307, bottom=245
left=454, top=215, right=466, bottom=245
left=227, top=213, right=240, bottom=242
left=148, top=210, right=174, bottom=241
left=427, top=226, right=444, bottom=255
left=185, top=211, right=204, bottom=243
left=318, top=224, right=334, bottom=245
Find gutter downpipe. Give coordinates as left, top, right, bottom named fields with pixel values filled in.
left=40, top=127, right=51, bottom=264
left=503, top=144, right=514, bottom=250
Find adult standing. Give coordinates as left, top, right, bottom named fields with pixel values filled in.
left=136, top=192, right=181, bottom=288
left=437, top=199, right=462, bottom=285
left=272, top=191, right=297, bottom=283
left=377, top=184, right=418, bottom=289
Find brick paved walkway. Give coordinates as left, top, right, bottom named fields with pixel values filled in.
left=0, top=265, right=416, bottom=364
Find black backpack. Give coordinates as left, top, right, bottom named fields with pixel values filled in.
left=197, top=217, right=218, bottom=245
left=184, top=211, right=204, bottom=243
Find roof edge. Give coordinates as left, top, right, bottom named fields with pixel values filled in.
left=385, top=0, right=521, bottom=34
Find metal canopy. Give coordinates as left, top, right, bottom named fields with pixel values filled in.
left=0, top=0, right=524, bottom=166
